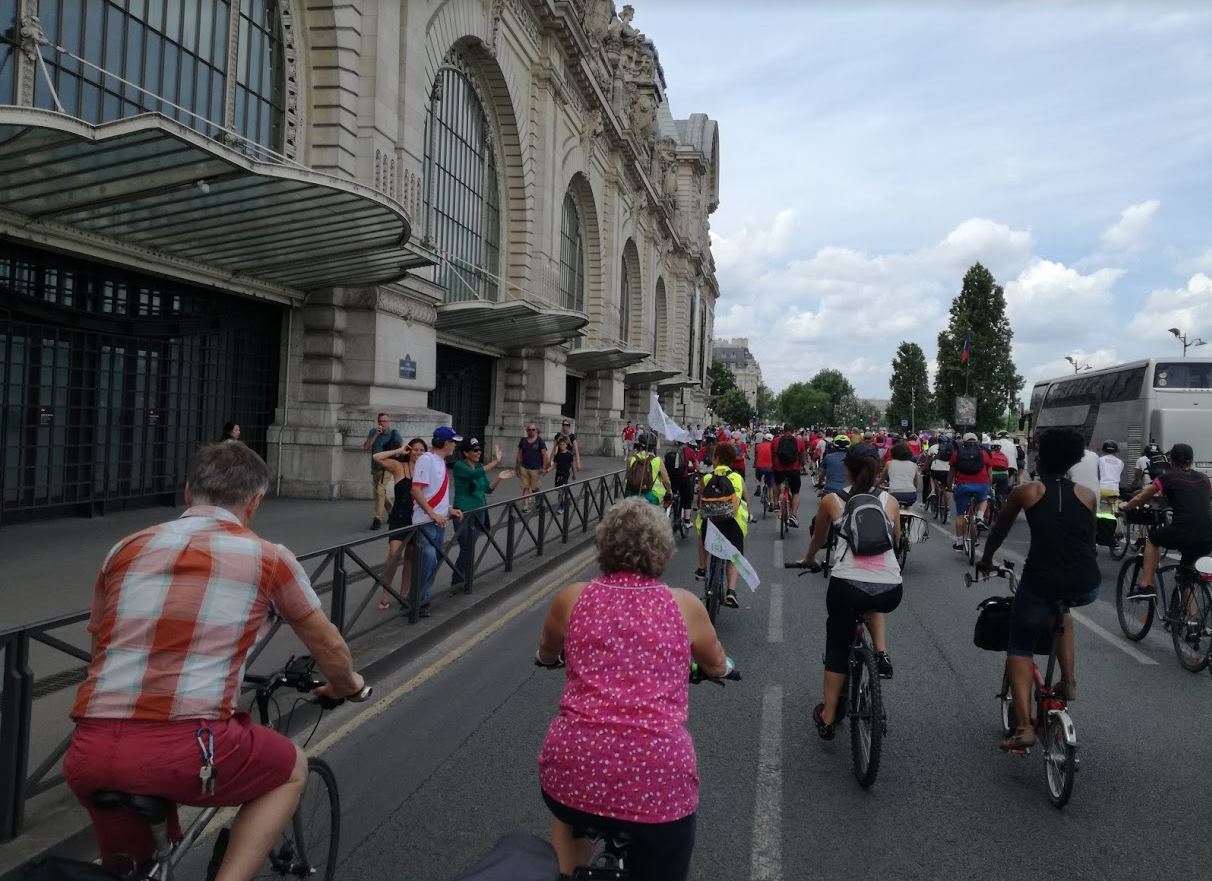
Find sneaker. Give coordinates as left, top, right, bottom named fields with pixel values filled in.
left=419, top=604, right=432, bottom=618
left=555, top=505, right=564, bottom=515
left=788, top=515, right=800, bottom=528
left=875, top=651, right=894, bottom=679
left=977, top=520, right=989, bottom=532
left=724, top=590, right=740, bottom=609
left=694, top=567, right=706, bottom=581
left=812, top=703, right=836, bottom=741
left=683, top=518, right=693, bottom=528
left=1129, top=584, right=1157, bottom=600
left=952, top=540, right=964, bottom=551
left=370, top=518, right=382, bottom=531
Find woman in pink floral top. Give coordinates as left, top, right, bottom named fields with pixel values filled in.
left=536, top=497, right=730, bottom=881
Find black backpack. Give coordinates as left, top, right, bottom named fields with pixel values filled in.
left=775, top=434, right=799, bottom=467
left=955, top=445, right=984, bottom=476
left=836, top=488, right=894, bottom=558
left=700, top=469, right=739, bottom=520
left=1146, top=453, right=1169, bottom=480
left=625, top=453, right=656, bottom=496
left=935, top=441, right=954, bottom=462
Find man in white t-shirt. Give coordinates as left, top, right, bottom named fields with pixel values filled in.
left=410, top=425, right=464, bottom=616
left=1097, top=440, right=1125, bottom=504
left=1066, top=446, right=1101, bottom=502
left=995, top=431, right=1018, bottom=484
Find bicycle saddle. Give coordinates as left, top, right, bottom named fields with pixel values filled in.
left=92, top=791, right=171, bottom=824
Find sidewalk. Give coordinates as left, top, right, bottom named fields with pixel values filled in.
left=1, top=454, right=623, bottom=628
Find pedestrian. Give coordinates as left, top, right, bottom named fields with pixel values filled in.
left=410, top=426, right=464, bottom=617
left=362, top=412, right=404, bottom=530
left=554, top=419, right=582, bottom=474
left=552, top=438, right=577, bottom=514
left=220, top=422, right=241, bottom=442
left=516, top=421, right=549, bottom=513
left=451, top=439, right=514, bottom=589
left=372, top=438, right=426, bottom=610
left=622, top=420, right=637, bottom=457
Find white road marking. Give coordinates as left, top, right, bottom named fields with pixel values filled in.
left=928, top=522, right=1159, bottom=666
left=750, top=684, right=783, bottom=881
left=772, top=540, right=784, bottom=569
left=768, top=582, right=784, bottom=643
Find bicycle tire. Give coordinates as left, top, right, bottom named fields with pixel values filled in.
left=1115, top=556, right=1154, bottom=641
left=1170, top=581, right=1212, bottom=673
left=896, top=534, right=909, bottom=571
left=778, top=503, right=786, bottom=540
left=998, top=670, right=1014, bottom=737
left=1109, top=514, right=1129, bottom=561
left=849, top=646, right=884, bottom=789
left=258, top=758, right=339, bottom=881
left=941, top=497, right=949, bottom=525
left=705, top=556, right=723, bottom=624
left=1043, top=715, right=1076, bottom=808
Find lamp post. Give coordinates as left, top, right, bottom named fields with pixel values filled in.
left=1064, top=355, right=1092, bottom=374
left=1168, top=327, right=1206, bottom=357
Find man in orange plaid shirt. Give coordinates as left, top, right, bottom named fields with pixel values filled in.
left=64, top=442, right=366, bottom=881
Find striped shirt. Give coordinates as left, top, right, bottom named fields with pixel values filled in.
left=72, top=506, right=321, bottom=721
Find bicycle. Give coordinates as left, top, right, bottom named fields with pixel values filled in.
left=666, top=491, right=686, bottom=540
left=777, top=480, right=791, bottom=540
left=90, top=655, right=372, bottom=881
left=960, top=500, right=983, bottom=566
left=894, top=502, right=920, bottom=572
left=756, top=474, right=770, bottom=521
left=928, top=477, right=950, bottom=524
left=1115, top=546, right=1212, bottom=672
left=964, top=563, right=1079, bottom=808
left=1110, top=495, right=1154, bottom=562
left=534, top=656, right=740, bottom=880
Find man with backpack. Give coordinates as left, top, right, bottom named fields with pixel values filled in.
left=625, top=431, right=671, bottom=506
left=950, top=432, right=993, bottom=550
left=694, top=440, right=750, bottom=609
left=771, top=425, right=804, bottom=527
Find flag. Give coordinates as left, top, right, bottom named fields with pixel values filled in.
left=961, top=333, right=972, bottom=363
left=704, top=520, right=761, bottom=591
left=648, top=393, right=692, bottom=443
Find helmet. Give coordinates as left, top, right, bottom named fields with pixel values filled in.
left=1143, top=442, right=1162, bottom=457
left=1101, top=440, right=1119, bottom=453
left=996, top=430, right=1009, bottom=439
left=634, top=431, right=656, bottom=451
left=703, top=432, right=716, bottom=443
left=765, top=433, right=774, bottom=441
left=833, top=434, right=851, bottom=448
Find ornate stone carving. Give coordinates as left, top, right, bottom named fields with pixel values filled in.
left=631, top=89, right=656, bottom=146
left=489, top=0, right=505, bottom=55
left=340, top=287, right=439, bottom=326
left=582, top=0, right=613, bottom=45
left=278, top=1, right=302, bottom=160
left=16, top=11, right=41, bottom=106
left=579, top=107, right=604, bottom=148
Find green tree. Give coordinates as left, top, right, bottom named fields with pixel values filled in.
left=887, top=341, right=934, bottom=432
left=808, top=368, right=855, bottom=420
left=715, top=388, right=754, bottom=426
left=708, top=359, right=738, bottom=397
left=935, top=263, right=1024, bottom=433
left=775, top=382, right=832, bottom=428
left=756, top=382, right=775, bottom=420
left=835, top=394, right=882, bottom=429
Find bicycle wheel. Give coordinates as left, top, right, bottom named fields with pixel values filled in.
left=1170, top=582, right=1212, bottom=673
left=895, top=534, right=909, bottom=571
left=849, top=646, right=884, bottom=789
left=998, top=669, right=1014, bottom=737
left=778, top=502, right=786, bottom=540
left=1115, top=556, right=1154, bottom=641
left=1109, top=514, right=1129, bottom=561
left=705, top=557, right=723, bottom=623
left=761, top=485, right=769, bottom=520
left=1043, top=715, right=1077, bottom=808
left=260, top=758, right=339, bottom=881
left=941, top=496, right=949, bottom=525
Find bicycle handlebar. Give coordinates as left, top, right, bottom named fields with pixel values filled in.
left=251, top=655, right=373, bottom=709
left=964, top=562, right=1018, bottom=593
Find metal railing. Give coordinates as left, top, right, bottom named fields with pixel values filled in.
left=0, top=469, right=625, bottom=843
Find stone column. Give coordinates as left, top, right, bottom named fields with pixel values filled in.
left=268, top=276, right=450, bottom=500
left=578, top=369, right=626, bottom=455
left=486, top=345, right=568, bottom=455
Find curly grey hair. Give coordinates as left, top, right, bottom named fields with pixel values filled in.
left=595, top=497, right=674, bottom=577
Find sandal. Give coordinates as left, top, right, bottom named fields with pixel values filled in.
left=999, top=727, right=1036, bottom=753
left=1054, top=680, right=1077, bottom=702
left=812, top=703, right=836, bottom=741
left=377, top=599, right=392, bottom=611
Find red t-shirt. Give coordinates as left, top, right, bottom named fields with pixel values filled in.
left=755, top=441, right=773, bottom=470
left=622, top=426, right=636, bottom=441
left=733, top=442, right=748, bottom=470
left=950, top=448, right=993, bottom=485
left=772, top=434, right=801, bottom=472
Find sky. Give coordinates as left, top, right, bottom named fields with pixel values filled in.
left=639, top=0, right=1212, bottom=402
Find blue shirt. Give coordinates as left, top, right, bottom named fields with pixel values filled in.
left=822, top=451, right=848, bottom=494
left=368, top=428, right=404, bottom=470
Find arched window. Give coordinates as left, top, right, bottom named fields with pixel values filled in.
left=654, top=279, right=668, bottom=362
left=619, top=254, right=630, bottom=343
left=424, top=64, right=502, bottom=303
left=31, top=0, right=285, bottom=151
left=559, top=193, right=585, bottom=313
left=688, top=287, right=699, bottom=376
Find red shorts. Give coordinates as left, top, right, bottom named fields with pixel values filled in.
left=65, top=712, right=298, bottom=868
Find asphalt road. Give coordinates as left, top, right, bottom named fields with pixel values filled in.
left=298, top=485, right=1212, bottom=881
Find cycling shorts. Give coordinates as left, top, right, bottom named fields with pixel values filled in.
left=771, top=471, right=801, bottom=495
left=1008, top=585, right=1098, bottom=658
left=755, top=468, right=772, bottom=484
left=1147, top=527, right=1212, bottom=565
left=953, top=482, right=989, bottom=514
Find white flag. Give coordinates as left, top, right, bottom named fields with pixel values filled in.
left=648, top=393, right=692, bottom=443
left=704, top=520, right=761, bottom=592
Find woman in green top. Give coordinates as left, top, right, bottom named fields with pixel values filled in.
left=451, top=438, right=514, bottom=587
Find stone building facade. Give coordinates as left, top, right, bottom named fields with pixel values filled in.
left=713, top=337, right=762, bottom=410
left=0, top=0, right=721, bottom=520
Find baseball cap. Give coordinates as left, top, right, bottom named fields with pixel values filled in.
left=962, top=432, right=978, bottom=443
left=1168, top=442, right=1194, bottom=463
left=462, top=437, right=482, bottom=451
left=433, top=426, right=463, bottom=443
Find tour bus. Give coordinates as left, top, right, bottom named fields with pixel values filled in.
left=1026, top=358, right=1212, bottom=488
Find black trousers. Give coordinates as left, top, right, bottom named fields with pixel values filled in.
left=824, top=578, right=903, bottom=673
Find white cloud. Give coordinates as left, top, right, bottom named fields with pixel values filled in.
left=1176, top=247, right=1212, bottom=277
left=1024, top=348, right=1122, bottom=387
left=1100, top=199, right=1160, bottom=252
left=1003, top=259, right=1124, bottom=341
left=1129, top=273, right=1212, bottom=342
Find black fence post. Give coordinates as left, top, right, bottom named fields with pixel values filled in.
left=0, top=635, right=33, bottom=843
left=561, top=490, right=571, bottom=543
left=463, top=515, right=476, bottom=595
left=407, top=531, right=423, bottom=623
left=536, top=493, right=546, bottom=557
left=505, top=503, right=516, bottom=573
left=582, top=481, right=591, bottom=533
left=330, top=548, right=347, bottom=634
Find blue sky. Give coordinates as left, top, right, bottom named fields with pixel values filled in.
left=640, top=1, right=1212, bottom=400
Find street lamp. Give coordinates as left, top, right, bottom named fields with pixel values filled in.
left=1064, top=355, right=1092, bottom=374
left=1168, top=327, right=1206, bottom=357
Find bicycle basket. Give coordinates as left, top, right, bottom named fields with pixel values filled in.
left=973, top=596, right=1053, bottom=655
left=902, top=512, right=930, bottom=544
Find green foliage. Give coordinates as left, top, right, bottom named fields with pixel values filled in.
left=934, top=263, right=1024, bottom=433
left=775, top=382, right=832, bottom=428
left=708, top=359, right=738, bottom=398
left=756, top=382, right=775, bottom=420
left=887, top=341, right=933, bottom=432
left=835, top=394, right=882, bottom=429
left=807, top=369, right=856, bottom=419
left=715, top=388, right=754, bottom=426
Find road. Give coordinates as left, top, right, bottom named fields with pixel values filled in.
left=281, top=486, right=1211, bottom=880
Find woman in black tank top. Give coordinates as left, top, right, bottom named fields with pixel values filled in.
left=372, top=438, right=427, bottom=610
left=978, top=429, right=1100, bottom=751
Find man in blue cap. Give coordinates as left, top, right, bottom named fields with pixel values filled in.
left=410, top=425, right=464, bottom=616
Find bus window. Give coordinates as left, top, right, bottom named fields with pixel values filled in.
left=1154, top=362, right=1212, bottom=389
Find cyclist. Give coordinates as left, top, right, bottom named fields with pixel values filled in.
left=796, top=443, right=902, bottom=739
left=1097, top=440, right=1125, bottom=510
left=881, top=441, right=920, bottom=507
left=994, top=431, right=1018, bottom=487
left=928, top=434, right=954, bottom=506
left=64, top=443, right=366, bottom=881
left=625, top=431, right=672, bottom=505
left=818, top=434, right=851, bottom=495
left=1120, top=442, right=1212, bottom=597
left=536, top=498, right=729, bottom=881
left=730, top=430, right=749, bottom=478
left=664, top=439, right=695, bottom=529
left=753, top=431, right=774, bottom=506
left=694, top=441, right=750, bottom=608
left=1132, top=441, right=1168, bottom=490
left=950, top=433, right=992, bottom=551
left=772, top=425, right=804, bottom=527
left=977, top=428, right=1099, bottom=751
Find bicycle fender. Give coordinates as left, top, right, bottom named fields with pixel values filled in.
left=1047, top=708, right=1078, bottom=747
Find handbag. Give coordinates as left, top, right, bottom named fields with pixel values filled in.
left=973, top=595, right=1053, bottom=655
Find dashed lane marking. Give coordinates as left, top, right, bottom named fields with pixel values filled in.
left=749, top=684, right=784, bottom=881
left=772, top=540, right=784, bottom=569
left=768, top=582, right=784, bottom=644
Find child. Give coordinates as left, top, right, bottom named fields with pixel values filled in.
left=553, top=438, right=576, bottom=513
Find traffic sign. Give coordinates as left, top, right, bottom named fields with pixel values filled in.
left=900, top=419, right=909, bottom=428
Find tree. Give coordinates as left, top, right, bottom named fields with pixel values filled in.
left=775, top=382, right=832, bottom=428
left=715, top=388, right=754, bottom=426
left=934, top=263, right=1024, bottom=433
left=887, top=341, right=934, bottom=432
left=708, top=359, right=737, bottom=397
left=756, top=382, right=775, bottom=420
left=808, top=368, right=855, bottom=420
left=835, top=394, right=882, bottom=429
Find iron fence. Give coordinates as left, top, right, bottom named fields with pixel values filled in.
left=0, top=469, right=626, bottom=843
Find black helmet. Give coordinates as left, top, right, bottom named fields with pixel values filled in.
left=1143, top=442, right=1162, bottom=457
left=1101, top=440, right=1119, bottom=453
left=634, top=431, right=656, bottom=451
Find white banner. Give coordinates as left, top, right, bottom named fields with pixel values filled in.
left=648, top=393, right=693, bottom=443
left=704, top=520, right=761, bottom=592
